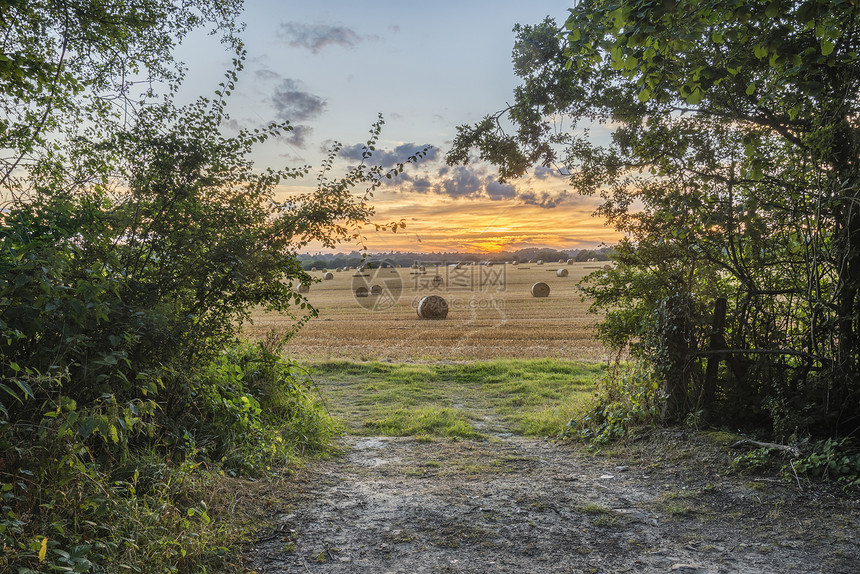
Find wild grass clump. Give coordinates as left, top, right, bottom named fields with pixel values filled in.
left=0, top=343, right=336, bottom=574
left=363, top=406, right=484, bottom=439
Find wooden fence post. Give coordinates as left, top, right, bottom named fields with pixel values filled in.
left=703, top=297, right=727, bottom=407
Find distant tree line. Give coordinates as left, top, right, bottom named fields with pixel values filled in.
left=298, top=246, right=614, bottom=269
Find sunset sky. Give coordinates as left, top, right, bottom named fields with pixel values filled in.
left=176, top=0, right=621, bottom=254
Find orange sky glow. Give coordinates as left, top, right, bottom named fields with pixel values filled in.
left=283, top=182, right=622, bottom=255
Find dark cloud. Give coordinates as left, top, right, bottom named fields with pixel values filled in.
left=436, top=166, right=483, bottom=198
left=271, top=79, right=326, bottom=121
left=280, top=124, right=314, bottom=148
left=518, top=189, right=571, bottom=208
left=338, top=143, right=439, bottom=167
left=485, top=178, right=517, bottom=200
left=278, top=22, right=362, bottom=53
left=411, top=177, right=433, bottom=192
left=372, top=161, right=570, bottom=209
left=533, top=165, right=566, bottom=179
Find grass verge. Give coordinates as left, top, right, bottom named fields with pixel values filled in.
left=304, top=359, right=603, bottom=438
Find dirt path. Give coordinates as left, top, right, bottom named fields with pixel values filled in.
left=245, top=431, right=859, bottom=573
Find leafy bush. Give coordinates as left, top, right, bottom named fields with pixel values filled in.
left=0, top=343, right=337, bottom=573
left=791, top=439, right=860, bottom=488
left=560, top=363, right=661, bottom=445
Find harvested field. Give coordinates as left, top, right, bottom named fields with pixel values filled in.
left=245, top=262, right=607, bottom=361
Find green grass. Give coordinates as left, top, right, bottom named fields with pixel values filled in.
left=305, top=359, right=603, bottom=438
left=364, top=406, right=485, bottom=439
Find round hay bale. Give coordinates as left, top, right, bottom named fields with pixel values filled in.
left=310, top=267, right=317, bottom=272
left=355, top=286, right=369, bottom=297
left=419, top=266, right=426, bottom=272
left=411, top=263, right=419, bottom=269
left=417, top=295, right=449, bottom=319
left=603, top=264, right=613, bottom=271
left=556, top=268, right=569, bottom=277
left=323, top=272, right=334, bottom=280
left=431, top=275, right=444, bottom=287
left=296, top=283, right=310, bottom=293
left=566, top=259, right=574, bottom=265
left=536, top=259, right=544, bottom=265
left=531, top=282, right=550, bottom=298
left=512, top=261, right=519, bottom=265
left=370, top=284, right=383, bottom=295
left=558, top=259, right=565, bottom=263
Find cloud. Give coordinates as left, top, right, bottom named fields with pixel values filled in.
left=280, top=124, right=314, bottom=148
left=518, top=189, right=571, bottom=208
left=393, top=164, right=572, bottom=208
left=338, top=143, right=440, bottom=167
left=485, top=179, right=517, bottom=200
left=533, top=165, right=566, bottom=180
left=436, top=166, right=483, bottom=198
left=278, top=22, right=362, bottom=53
left=271, top=79, right=326, bottom=121
left=255, top=69, right=281, bottom=82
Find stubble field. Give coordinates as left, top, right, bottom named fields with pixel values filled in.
left=245, top=261, right=609, bottom=361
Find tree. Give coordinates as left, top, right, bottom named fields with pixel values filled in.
left=449, top=1, right=860, bottom=436
left=0, top=0, right=244, bottom=196
left=0, top=3, right=430, bottom=569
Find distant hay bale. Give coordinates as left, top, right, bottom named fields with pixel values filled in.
left=531, top=282, right=550, bottom=298
left=431, top=275, right=444, bottom=287
left=512, top=261, right=519, bottom=265
left=419, top=266, right=426, bottom=272
left=296, top=283, right=310, bottom=293
left=536, top=260, right=544, bottom=265
left=310, top=267, right=317, bottom=272
left=417, top=295, right=449, bottom=319
left=411, top=263, right=419, bottom=269
left=603, top=264, right=613, bottom=271
left=323, top=272, right=334, bottom=280
left=566, top=259, right=574, bottom=265
left=370, top=284, right=383, bottom=295
left=556, top=268, right=569, bottom=277
left=558, top=259, right=564, bottom=263
left=355, top=286, right=369, bottom=297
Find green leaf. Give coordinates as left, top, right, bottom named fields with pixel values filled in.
left=685, top=87, right=703, bottom=105
left=637, top=87, right=651, bottom=102
left=570, top=28, right=581, bottom=42
left=746, top=82, right=756, bottom=96
left=765, top=2, right=780, bottom=18
left=821, top=39, right=835, bottom=56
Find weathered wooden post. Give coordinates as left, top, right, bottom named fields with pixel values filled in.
left=703, top=297, right=727, bottom=407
